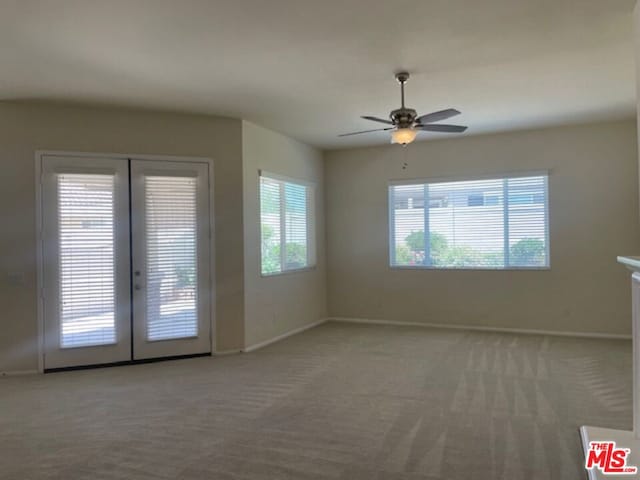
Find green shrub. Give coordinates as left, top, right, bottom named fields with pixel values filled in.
left=510, top=238, right=545, bottom=266
left=261, top=223, right=308, bottom=272
left=404, top=230, right=449, bottom=265
left=441, top=245, right=484, bottom=268
left=400, top=231, right=543, bottom=268
left=482, top=252, right=505, bottom=268
left=175, top=266, right=195, bottom=288
left=261, top=224, right=281, bottom=273
left=429, top=232, right=449, bottom=266
left=394, top=244, right=413, bottom=265
left=405, top=231, right=425, bottom=253
left=285, top=243, right=307, bottom=268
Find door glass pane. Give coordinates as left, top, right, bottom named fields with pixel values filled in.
left=145, top=176, right=198, bottom=341
left=58, top=173, right=116, bottom=348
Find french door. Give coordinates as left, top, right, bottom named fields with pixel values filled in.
left=41, top=155, right=211, bottom=370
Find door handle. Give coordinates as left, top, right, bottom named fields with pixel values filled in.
left=134, top=270, right=143, bottom=290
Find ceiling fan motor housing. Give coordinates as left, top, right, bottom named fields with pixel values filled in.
left=390, top=108, right=417, bottom=128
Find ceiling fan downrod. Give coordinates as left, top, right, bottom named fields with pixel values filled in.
left=396, top=71, right=410, bottom=109
left=391, top=72, right=416, bottom=128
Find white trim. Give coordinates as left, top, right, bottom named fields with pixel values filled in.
left=259, top=169, right=315, bottom=187
left=36, top=150, right=212, bottom=164
left=35, top=150, right=216, bottom=372
left=388, top=185, right=396, bottom=265
left=328, top=317, right=631, bottom=340
left=261, top=266, right=317, bottom=277
left=207, top=162, right=217, bottom=357
left=388, top=265, right=550, bottom=271
left=243, top=318, right=328, bottom=353
left=579, top=427, right=597, bottom=480
left=0, top=370, right=39, bottom=377
left=543, top=174, right=551, bottom=264
left=211, top=349, right=242, bottom=356
left=35, top=156, right=44, bottom=374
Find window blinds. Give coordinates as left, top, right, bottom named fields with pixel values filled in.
left=58, top=173, right=117, bottom=348
left=389, top=174, right=549, bottom=269
left=145, top=176, right=198, bottom=341
left=260, top=174, right=313, bottom=275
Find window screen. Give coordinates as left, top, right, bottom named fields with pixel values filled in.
left=260, top=173, right=315, bottom=275
left=389, top=174, right=549, bottom=269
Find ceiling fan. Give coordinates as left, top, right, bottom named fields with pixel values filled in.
left=339, top=71, right=467, bottom=145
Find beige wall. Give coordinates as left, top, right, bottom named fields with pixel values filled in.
left=325, top=120, right=640, bottom=335
left=242, top=122, right=326, bottom=347
left=1, top=102, right=635, bottom=371
left=635, top=2, right=640, bottom=212
left=0, top=103, right=245, bottom=372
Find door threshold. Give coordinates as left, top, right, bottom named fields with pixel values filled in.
left=44, top=352, right=211, bottom=373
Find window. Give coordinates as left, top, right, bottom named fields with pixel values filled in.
left=260, top=172, right=315, bottom=275
left=389, top=173, right=549, bottom=269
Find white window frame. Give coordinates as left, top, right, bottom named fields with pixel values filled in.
left=388, top=170, right=550, bottom=271
left=259, top=170, right=316, bottom=277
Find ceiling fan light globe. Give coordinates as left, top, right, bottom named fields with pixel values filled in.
left=391, top=128, right=417, bottom=145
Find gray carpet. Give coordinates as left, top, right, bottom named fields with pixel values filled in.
left=0, top=322, right=632, bottom=480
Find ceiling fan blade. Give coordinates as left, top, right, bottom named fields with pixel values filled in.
left=361, top=115, right=394, bottom=125
left=415, top=108, right=461, bottom=124
left=338, top=127, right=393, bottom=137
left=416, top=124, right=467, bottom=133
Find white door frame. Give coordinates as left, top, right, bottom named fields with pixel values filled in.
left=35, top=150, right=216, bottom=373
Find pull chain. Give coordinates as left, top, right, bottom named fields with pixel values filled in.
left=401, top=143, right=408, bottom=170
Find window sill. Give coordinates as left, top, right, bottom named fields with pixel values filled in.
left=261, top=266, right=317, bottom=278
left=389, top=265, right=550, bottom=271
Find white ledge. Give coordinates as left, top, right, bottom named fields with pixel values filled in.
left=618, top=256, right=640, bottom=272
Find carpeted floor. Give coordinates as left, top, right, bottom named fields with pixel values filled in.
left=0, top=322, right=632, bottom=480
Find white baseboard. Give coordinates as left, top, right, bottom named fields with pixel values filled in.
left=0, top=370, right=39, bottom=377
left=328, top=317, right=631, bottom=340
left=243, top=318, right=328, bottom=353
left=212, top=349, right=242, bottom=356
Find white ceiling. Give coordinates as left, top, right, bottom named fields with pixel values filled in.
left=0, top=0, right=636, bottom=149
